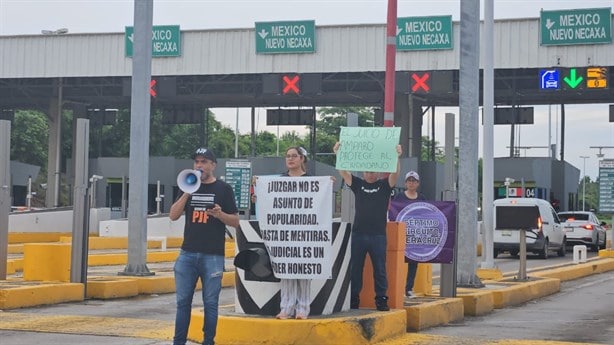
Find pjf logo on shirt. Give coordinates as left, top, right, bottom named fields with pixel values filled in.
left=192, top=210, right=209, bottom=224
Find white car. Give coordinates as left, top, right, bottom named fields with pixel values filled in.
left=493, top=198, right=566, bottom=259
left=557, top=211, right=607, bottom=252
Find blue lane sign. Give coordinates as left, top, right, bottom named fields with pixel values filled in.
left=540, top=69, right=560, bottom=89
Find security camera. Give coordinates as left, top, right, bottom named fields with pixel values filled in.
left=89, top=175, right=104, bottom=182
left=40, top=183, right=47, bottom=190
left=504, top=177, right=515, bottom=186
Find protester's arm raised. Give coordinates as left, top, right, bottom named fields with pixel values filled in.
left=388, top=144, right=402, bottom=188
left=333, top=142, right=352, bottom=187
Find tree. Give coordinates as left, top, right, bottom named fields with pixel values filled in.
left=578, top=176, right=598, bottom=212
left=313, top=106, right=378, bottom=164
left=317, top=106, right=377, bottom=138
left=10, top=110, right=49, bottom=168
left=420, top=136, right=446, bottom=163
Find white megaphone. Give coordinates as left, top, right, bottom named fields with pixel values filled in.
left=177, top=169, right=202, bottom=194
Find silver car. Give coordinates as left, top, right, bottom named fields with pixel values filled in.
left=558, top=211, right=607, bottom=252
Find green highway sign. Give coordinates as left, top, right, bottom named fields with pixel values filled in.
left=255, top=20, right=316, bottom=54
left=125, top=25, right=181, bottom=57
left=540, top=7, right=612, bottom=46
left=397, top=15, right=453, bottom=51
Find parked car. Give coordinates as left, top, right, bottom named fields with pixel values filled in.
left=557, top=211, right=607, bottom=252
left=493, top=198, right=566, bottom=259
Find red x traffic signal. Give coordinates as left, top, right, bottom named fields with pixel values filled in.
left=411, top=72, right=430, bottom=93
left=282, top=75, right=300, bottom=95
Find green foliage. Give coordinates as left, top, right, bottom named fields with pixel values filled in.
left=10, top=110, right=49, bottom=168
left=578, top=176, right=599, bottom=212
left=420, top=136, right=446, bottom=163
left=317, top=107, right=377, bottom=138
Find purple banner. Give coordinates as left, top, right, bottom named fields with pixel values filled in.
left=389, top=199, right=456, bottom=263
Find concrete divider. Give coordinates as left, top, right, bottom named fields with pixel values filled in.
left=8, top=243, right=23, bottom=254
left=476, top=267, right=503, bottom=281
left=454, top=289, right=494, bottom=316
left=491, top=277, right=560, bottom=309
left=0, top=282, right=84, bottom=309
left=87, top=277, right=139, bottom=299
left=57, top=236, right=184, bottom=250
left=413, top=263, right=433, bottom=295
left=405, top=297, right=464, bottom=331
left=9, top=232, right=71, bottom=244
left=188, top=308, right=407, bottom=345
left=23, top=243, right=71, bottom=282
left=532, top=257, right=614, bottom=281
left=6, top=258, right=22, bottom=274
left=9, top=208, right=110, bottom=235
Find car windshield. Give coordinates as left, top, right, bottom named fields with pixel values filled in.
left=558, top=213, right=589, bottom=221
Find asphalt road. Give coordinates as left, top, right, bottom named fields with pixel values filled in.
left=425, top=270, right=614, bottom=344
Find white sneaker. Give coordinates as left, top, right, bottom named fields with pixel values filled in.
left=406, top=290, right=415, bottom=298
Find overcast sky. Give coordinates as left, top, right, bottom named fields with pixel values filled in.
left=1, top=0, right=613, bottom=179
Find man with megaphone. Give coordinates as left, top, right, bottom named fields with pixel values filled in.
left=169, top=147, right=239, bottom=345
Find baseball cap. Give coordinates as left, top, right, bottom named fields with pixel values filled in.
left=405, top=171, right=420, bottom=181
left=192, top=147, right=217, bottom=163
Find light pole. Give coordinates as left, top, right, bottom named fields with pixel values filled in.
left=580, top=156, right=589, bottom=211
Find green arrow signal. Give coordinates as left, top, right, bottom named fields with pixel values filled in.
left=563, top=68, right=583, bottom=89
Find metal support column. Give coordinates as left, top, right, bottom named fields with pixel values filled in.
left=0, top=120, right=11, bottom=280
left=121, top=0, right=154, bottom=276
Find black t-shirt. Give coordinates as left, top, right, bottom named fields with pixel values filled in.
left=349, top=175, right=393, bottom=235
left=181, top=179, right=238, bottom=255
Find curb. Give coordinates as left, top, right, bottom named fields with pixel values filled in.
left=189, top=308, right=407, bottom=345
left=404, top=297, right=464, bottom=331
left=0, top=281, right=84, bottom=309
left=490, top=277, right=560, bottom=309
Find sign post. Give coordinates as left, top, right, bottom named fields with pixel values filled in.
left=540, top=8, right=612, bottom=46
left=125, top=25, right=181, bottom=57
left=255, top=20, right=315, bottom=54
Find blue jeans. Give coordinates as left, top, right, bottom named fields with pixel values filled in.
left=406, top=260, right=418, bottom=292
left=173, top=250, right=224, bottom=345
left=351, top=233, right=388, bottom=300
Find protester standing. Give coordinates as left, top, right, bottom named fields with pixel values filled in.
left=393, top=171, right=425, bottom=297
left=333, top=141, right=402, bottom=311
left=169, top=148, right=239, bottom=345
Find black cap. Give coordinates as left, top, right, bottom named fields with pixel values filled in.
left=192, top=147, right=217, bottom=163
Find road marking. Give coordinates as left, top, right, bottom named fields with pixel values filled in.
left=0, top=312, right=173, bottom=341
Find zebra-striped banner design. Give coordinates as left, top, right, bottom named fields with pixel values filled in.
left=234, top=220, right=351, bottom=316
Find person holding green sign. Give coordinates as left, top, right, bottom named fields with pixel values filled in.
left=333, top=141, right=402, bottom=311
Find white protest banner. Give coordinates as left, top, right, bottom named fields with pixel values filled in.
left=336, top=126, right=401, bottom=172
left=255, top=176, right=333, bottom=279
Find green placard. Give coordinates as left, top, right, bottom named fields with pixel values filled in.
left=336, top=127, right=401, bottom=173
left=540, top=8, right=612, bottom=46
left=397, top=15, right=453, bottom=51
left=125, top=25, right=181, bottom=57
left=225, top=160, right=252, bottom=210
left=255, top=20, right=315, bottom=54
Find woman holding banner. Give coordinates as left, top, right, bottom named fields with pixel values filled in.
left=393, top=171, right=425, bottom=298
left=276, top=146, right=311, bottom=319
left=254, top=146, right=312, bottom=320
